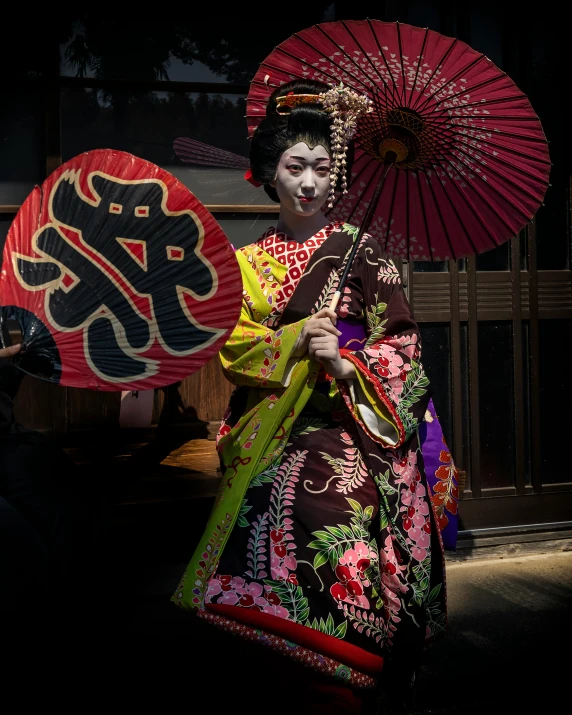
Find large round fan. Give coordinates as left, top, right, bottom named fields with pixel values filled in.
left=0, top=149, right=242, bottom=391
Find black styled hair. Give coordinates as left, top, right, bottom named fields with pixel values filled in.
left=249, top=79, right=354, bottom=203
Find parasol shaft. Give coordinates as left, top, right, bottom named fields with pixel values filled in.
left=329, top=152, right=396, bottom=311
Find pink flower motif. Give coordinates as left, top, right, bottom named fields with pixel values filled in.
left=354, top=542, right=370, bottom=558
left=339, top=549, right=359, bottom=567
left=218, top=590, right=240, bottom=606
left=381, top=568, right=402, bottom=596
left=339, top=541, right=371, bottom=569
left=261, top=603, right=291, bottom=619
left=338, top=287, right=352, bottom=318
left=271, top=561, right=289, bottom=580
left=408, top=526, right=430, bottom=548
left=283, top=555, right=297, bottom=570
left=379, top=538, right=407, bottom=598
left=386, top=374, right=405, bottom=398
left=411, top=546, right=428, bottom=561
left=236, top=581, right=264, bottom=598
left=386, top=333, right=419, bottom=360
left=334, top=542, right=377, bottom=610
left=206, top=580, right=222, bottom=600
left=392, top=450, right=418, bottom=482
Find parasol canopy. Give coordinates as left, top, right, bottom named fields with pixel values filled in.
left=0, top=149, right=242, bottom=391
left=173, top=137, right=249, bottom=170
left=246, top=19, right=551, bottom=260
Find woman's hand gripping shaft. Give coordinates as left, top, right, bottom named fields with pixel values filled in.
left=293, top=307, right=356, bottom=380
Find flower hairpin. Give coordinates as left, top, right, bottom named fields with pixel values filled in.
left=319, top=83, right=373, bottom=207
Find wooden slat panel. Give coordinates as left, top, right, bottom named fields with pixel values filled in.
left=179, top=357, right=233, bottom=422
left=538, top=280, right=572, bottom=312
left=456, top=490, right=572, bottom=531
left=528, top=221, right=542, bottom=493
left=450, top=260, right=464, bottom=472
left=412, top=276, right=450, bottom=321
left=153, top=356, right=234, bottom=427
left=512, top=235, right=526, bottom=495
left=13, top=376, right=68, bottom=432
left=467, top=256, right=481, bottom=498
left=413, top=270, right=572, bottom=322
left=66, top=387, right=121, bottom=430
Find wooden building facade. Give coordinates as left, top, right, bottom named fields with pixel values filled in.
left=1, top=1, right=570, bottom=540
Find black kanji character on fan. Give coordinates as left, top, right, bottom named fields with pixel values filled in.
left=16, top=174, right=217, bottom=380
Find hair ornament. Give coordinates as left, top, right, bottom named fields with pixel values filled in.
left=244, top=168, right=262, bottom=187
left=319, top=83, right=373, bottom=207
left=275, top=93, right=323, bottom=114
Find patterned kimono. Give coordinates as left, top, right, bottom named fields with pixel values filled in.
left=173, top=222, right=450, bottom=691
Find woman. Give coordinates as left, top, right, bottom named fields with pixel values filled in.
left=173, top=79, right=448, bottom=713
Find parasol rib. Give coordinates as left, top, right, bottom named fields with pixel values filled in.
left=396, top=22, right=409, bottom=108
left=412, top=52, right=494, bottom=116
left=407, top=25, right=432, bottom=111
left=441, top=141, right=547, bottom=210
left=281, top=29, right=382, bottom=98
left=330, top=154, right=396, bottom=310
left=313, top=22, right=404, bottom=104
left=336, top=153, right=384, bottom=228
left=367, top=20, right=405, bottom=108
left=412, top=121, right=551, bottom=191
left=425, top=91, right=538, bottom=123
left=425, top=155, right=483, bottom=257
left=429, top=154, right=507, bottom=249
left=386, top=164, right=401, bottom=256
left=339, top=19, right=395, bottom=106
left=415, top=166, right=457, bottom=260
left=410, top=36, right=460, bottom=113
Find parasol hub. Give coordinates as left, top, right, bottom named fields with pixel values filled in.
left=386, top=108, right=425, bottom=138
left=378, top=139, right=407, bottom=164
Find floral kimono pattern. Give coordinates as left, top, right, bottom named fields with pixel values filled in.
left=173, top=223, right=447, bottom=689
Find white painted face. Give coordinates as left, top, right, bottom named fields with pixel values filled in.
left=271, top=141, right=331, bottom=216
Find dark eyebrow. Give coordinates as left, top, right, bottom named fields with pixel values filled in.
left=288, top=155, right=330, bottom=162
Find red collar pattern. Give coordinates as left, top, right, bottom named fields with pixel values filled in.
left=257, top=223, right=340, bottom=313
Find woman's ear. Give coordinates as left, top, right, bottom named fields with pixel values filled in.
left=270, top=173, right=277, bottom=188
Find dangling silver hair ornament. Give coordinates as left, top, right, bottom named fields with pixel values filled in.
left=319, top=83, right=373, bottom=207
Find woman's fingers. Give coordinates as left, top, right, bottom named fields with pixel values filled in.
left=308, top=334, right=339, bottom=360
left=313, top=307, right=338, bottom=323
left=305, top=319, right=341, bottom=336
left=0, top=344, right=21, bottom=359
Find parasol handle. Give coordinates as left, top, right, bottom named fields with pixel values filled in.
left=328, top=151, right=397, bottom=311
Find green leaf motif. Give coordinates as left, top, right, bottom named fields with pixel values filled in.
left=263, top=579, right=309, bottom=622
left=319, top=452, right=344, bottom=475
left=428, top=584, right=442, bottom=603
left=346, top=498, right=363, bottom=517
left=291, top=417, right=326, bottom=437
left=250, top=467, right=278, bottom=487
left=237, top=499, right=253, bottom=528
left=313, top=551, right=329, bottom=570
left=327, top=525, right=346, bottom=539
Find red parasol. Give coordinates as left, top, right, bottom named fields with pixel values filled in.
left=0, top=149, right=242, bottom=391
left=173, top=137, right=249, bottom=171
left=246, top=19, right=551, bottom=261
